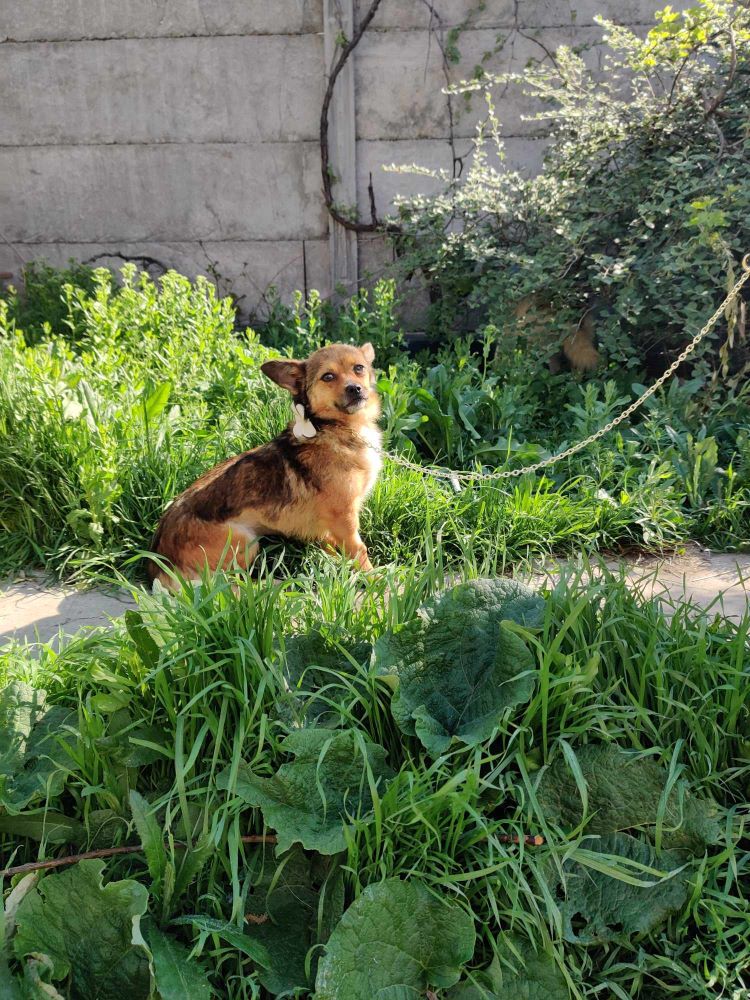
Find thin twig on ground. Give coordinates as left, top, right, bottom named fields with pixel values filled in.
left=0, top=834, right=278, bottom=880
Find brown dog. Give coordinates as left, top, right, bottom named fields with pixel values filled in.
left=147, top=343, right=381, bottom=588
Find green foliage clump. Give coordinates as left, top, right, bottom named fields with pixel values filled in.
left=4, top=259, right=101, bottom=345
left=1, top=565, right=748, bottom=998
left=394, top=1, right=750, bottom=381
left=12, top=859, right=151, bottom=997
left=261, top=278, right=406, bottom=366
left=3, top=260, right=750, bottom=578
left=0, top=265, right=287, bottom=576
left=219, top=728, right=393, bottom=855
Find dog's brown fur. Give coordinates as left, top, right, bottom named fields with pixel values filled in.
left=513, top=295, right=600, bottom=372
left=147, top=343, right=382, bottom=588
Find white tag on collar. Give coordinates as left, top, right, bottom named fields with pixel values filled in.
left=292, top=402, right=317, bottom=440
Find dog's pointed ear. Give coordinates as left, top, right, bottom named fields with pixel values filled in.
left=360, top=342, right=375, bottom=364
left=261, top=359, right=306, bottom=394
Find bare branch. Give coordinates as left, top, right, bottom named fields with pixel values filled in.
left=704, top=26, right=737, bottom=118
left=0, top=834, right=277, bottom=880
left=321, top=0, right=391, bottom=233
left=1, top=845, right=145, bottom=880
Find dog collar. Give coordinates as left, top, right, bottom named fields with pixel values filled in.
left=292, top=402, right=317, bottom=439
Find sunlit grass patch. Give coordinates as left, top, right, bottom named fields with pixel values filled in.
left=1, top=561, right=748, bottom=998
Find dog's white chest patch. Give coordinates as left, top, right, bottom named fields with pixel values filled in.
left=292, top=402, right=317, bottom=440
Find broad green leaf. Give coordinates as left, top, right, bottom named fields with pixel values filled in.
left=374, top=579, right=545, bottom=754
left=315, top=877, right=475, bottom=999
left=0, top=682, right=40, bottom=775
left=125, top=611, right=160, bottom=669
left=146, top=924, right=212, bottom=1000
left=173, top=832, right=214, bottom=902
left=143, top=382, right=173, bottom=422
left=13, top=859, right=151, bottom=999
left=447, top=935, right=569, bottom=999
left=22, top=954, right=65, bottom=998
left=129, top=790, right=167, bottom=892
left=559, top=833, right=690, bottom=943
left=282, top=631, right=371, bottom=724
left=0, top=812, right=83, bottom=845
left=0, top=684, right=78, bottom=814
left=241, top=847, right=344, bottom=996
left=537, top=743, right=722, bottom=851
left=218, top=729, right=393, bottom=855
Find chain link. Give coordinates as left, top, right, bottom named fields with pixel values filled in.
left=377, top=257, right=750, bottom=484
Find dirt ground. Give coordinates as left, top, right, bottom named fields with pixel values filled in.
left=1, top=544, right=748, bottom=648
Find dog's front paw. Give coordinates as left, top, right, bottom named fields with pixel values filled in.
left=357, top=549, right=374, bottom=572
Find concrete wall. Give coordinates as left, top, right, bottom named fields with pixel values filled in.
left=0, top=0, right=668, bottom=320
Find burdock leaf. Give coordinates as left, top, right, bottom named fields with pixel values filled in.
left=146, top=924, right=213, bottom=1000
left=129, top=790, right=167, bottom=892
left=315, top=877, right=476, bottom=1000
left=559, top=832, right=690, bottom=944
left=447, top=934, right=568, bottom=999
left=282, top=631, right=371, bottom=723
left=0, top=683, right=78, bottom=814
left=13, top=859, right=151, bottom=999
left=0, top=811, right=84, bottom=844
left=218, top=728, right=393, bottom=855
left=537, top=743, right=722, bottom=851
left=374, top=579, right=545, bottom=754
left=0, top=682, right=39, bottom=774
left=242, top=847, right=344, bottom=996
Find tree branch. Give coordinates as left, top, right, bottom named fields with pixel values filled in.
left=0, top=834, right=277, bottom=880
left=703, top=25, right=737, bottom=119
left=321, top=0, right=398, bottom=233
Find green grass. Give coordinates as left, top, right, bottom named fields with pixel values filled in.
left=1, top=559, right=748, bottom=998
left=2, top=265, right=748, bottom=583
left=1, top=265, right=749, bottom=998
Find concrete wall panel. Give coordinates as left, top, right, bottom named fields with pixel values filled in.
left=1, top=36, right=323, bottom=145
left=0, top=239, right=330, bottom=319
left=1, top=143, right=327, bottom=243
left=357, top=0, right=664, bottom=30
left=0, top=1, right=323, bottom=42
left=1, top=1, right=684, bottom=316
left=355, top=25, right=614, bottom=141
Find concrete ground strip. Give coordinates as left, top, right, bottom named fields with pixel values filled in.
left=1, top=545, right=749, bottom=648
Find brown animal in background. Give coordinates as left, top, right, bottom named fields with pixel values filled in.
left=147, top=343, right=382, bottom=588
left=513, top=295, right=600, bottom=372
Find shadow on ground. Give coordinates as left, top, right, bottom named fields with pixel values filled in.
left=0, top=578, right=137, bottom=646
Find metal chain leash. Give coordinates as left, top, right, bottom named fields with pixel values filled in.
left=377, top=254, right=750, bottom=484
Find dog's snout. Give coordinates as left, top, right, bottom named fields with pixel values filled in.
left=346, top=382, right=363, bottom=397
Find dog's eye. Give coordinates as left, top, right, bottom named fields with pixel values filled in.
left=353, top=364, right=365, bottom=375
left=321, top=372, right=335, bottom=382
